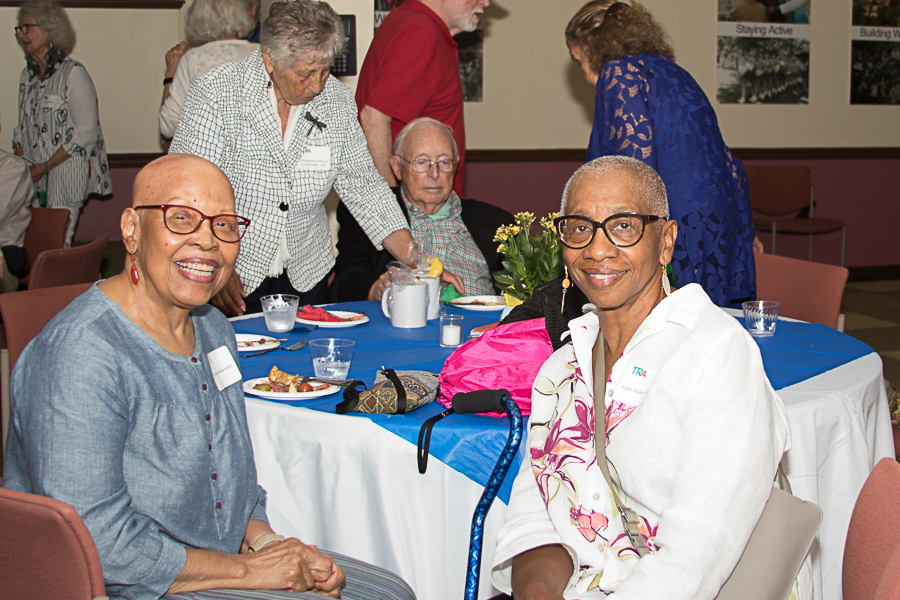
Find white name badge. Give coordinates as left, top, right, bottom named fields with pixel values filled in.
left=207, top=346, right=242, bottom=391
left=611, top=364, right=653, bottom=407
left=298, top=146, right=331, bottom=171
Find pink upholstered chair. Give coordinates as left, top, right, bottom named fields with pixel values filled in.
left=0, top=486, right=108, bottom=599
left=20, top=207, right=70, bottom=287
left=843, top=458, right=900, bottom=600
left=746, top=165, right=846, bottom=266
left=755, top=252, right=848, bottom=330
left=29, top=235, right=108, bottom=290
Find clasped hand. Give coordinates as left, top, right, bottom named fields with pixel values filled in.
left=242, top=538, right=344, bottom=597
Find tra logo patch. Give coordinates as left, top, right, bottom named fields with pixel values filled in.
left=631, top=366, right=648, bottom=378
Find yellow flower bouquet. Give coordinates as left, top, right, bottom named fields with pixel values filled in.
left=493, top=212, right=563, bottom=303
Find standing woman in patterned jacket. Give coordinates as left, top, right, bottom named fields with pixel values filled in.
left=566, top=0, right=761, bottom=308
left=13, top=0, right=111, bottom=246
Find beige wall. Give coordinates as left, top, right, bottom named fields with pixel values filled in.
left=0, top=0, right=372, bottom=153
left=2, top=0, right=896, bottom=153
left=469, top=0, right=900, bottom=149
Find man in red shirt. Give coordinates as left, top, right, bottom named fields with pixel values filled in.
left=356, top=0, right=489, bottom=197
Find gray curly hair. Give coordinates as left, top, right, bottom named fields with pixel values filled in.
left=261, top=0, right=345, bottom=67
left=18, top=0, right=76, bottom=56
left=560, top=155, right=669, bottom=218
left=184, top=0, right=256, bottom=47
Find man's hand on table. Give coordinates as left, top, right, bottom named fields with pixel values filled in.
left=441, top=270, right=465, bottom=295
left=211, top=270, right=247, bottom=316
left=241, top=538, right=345, bottom=597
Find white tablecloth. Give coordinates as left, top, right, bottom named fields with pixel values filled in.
left=246, top=352, right=892, bottom=600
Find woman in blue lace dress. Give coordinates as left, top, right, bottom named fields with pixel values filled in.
left=566, top=0, right=759, bottom=307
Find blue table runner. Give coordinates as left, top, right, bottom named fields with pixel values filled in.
left=236, top=303, right=875, bottom=504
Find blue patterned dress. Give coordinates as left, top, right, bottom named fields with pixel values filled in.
left=587, top=53, right=755, bottom=307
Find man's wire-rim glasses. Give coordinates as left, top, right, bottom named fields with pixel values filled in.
left=554, top=213, right=664, bottom=249
left=396, top=156, right=457, bottom=173
left=135, top=205, right=251, bottom=243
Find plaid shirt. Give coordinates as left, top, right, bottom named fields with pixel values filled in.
left=402, top=191, right=494, bottom=296
left=170, top=51, right=408, bottom=293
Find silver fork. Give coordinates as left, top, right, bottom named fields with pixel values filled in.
left=285, top=339, right=310, bottom=351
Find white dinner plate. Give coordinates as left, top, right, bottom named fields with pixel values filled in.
left=447, top=295, right=507, bottom=312
left=242, top=377, right=340, bottom=401
left=235, top=334, right=281, bottom=353
left=296, top=310, right=370, bottom=328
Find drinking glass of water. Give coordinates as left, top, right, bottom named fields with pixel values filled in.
left=309, top=339, right=355, bottom=379
left=261, top=294, right=300, bottom=332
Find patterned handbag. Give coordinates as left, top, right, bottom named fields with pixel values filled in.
left=336, top=369, right=439, bottom=415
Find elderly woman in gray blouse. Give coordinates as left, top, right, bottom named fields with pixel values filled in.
left=171, top=0, right=418, bottom=317
left=13, top=0, right=111, bottom=246
left=2, top=154, right=415, bottom=600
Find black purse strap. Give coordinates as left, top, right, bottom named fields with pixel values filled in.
left=416, top=406, right=454, bottom=474
left=335, top=380, right=366, bottom=414
left=382, top=368, right=408, bottom=414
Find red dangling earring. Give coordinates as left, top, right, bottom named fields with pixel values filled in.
left=130, top=255, right=140, bottom=285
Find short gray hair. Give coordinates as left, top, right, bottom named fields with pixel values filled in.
left=185, top=0, right=256, bottom=46
left=261, top=0, right=345, bottom=67
left=393, top=117, right=459, bottom=159
left=18, top=0, right=75, bottom=56
left=560, top=155, right=669, bottom=218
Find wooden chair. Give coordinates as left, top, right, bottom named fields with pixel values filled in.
left=0, top=283, right=91, bottom=459
left=843, top=457, right=900, bottom=600
left=746, top=165, right=846, bottom=266
left=20, top=207, right=70, bottom=287
left=755, top=252, right=848, bottom=330
left=29, top=236, right=108, bottom=290
left=0, top=486, right=108, bottom=600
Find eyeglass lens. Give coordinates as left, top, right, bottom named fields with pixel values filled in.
left=163, top=205, right=248, bottom=242
left=409, top=157, right=455, bottom=173
left=14, top=24, right=38, bottom=35
left=557, top=214, right=648, bottom=248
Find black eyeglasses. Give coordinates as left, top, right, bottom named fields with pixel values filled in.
left=396, top=156, right=457, bottom=173
left=554, top=213, right=664, bottom=249
left=14, top=24, right=41, bottom=35
left=135, top=205, right=250, bottom=243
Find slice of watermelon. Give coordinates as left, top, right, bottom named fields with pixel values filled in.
left=297, top=305, right=347, bottom=322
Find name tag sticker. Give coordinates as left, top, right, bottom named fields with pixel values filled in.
left=611, top=365, right=652, bottom=407
left=207, top=346, right=242, bottom=391
left=298, top=146, right=331, bottom=171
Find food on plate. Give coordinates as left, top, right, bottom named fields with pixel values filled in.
left=450, top=298, right=503, bottom=306
left=297, top=305, right=366, bottom=323
left=237, top=337, right=280, bottom=347
left=253, top=365, right=330, bottom=394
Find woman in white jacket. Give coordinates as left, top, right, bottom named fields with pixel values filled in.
left=490, top=156, right=808, bottom=599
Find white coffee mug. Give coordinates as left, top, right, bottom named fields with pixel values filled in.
left=417, top=274, right=441, bottom=320
left=381, top=282, right=429, bottom=328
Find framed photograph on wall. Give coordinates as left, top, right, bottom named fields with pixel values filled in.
left=716, top=0, right=811, bottom=104
left=851, top=0, right=900, bottom=105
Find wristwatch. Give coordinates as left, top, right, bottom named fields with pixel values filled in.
left=247, top=533, right=285, bottom=552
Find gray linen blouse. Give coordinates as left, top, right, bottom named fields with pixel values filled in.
left=3, top=284, right=267, bottom=600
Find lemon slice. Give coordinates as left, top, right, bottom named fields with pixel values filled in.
left=428, top=256, right=443, bottom=277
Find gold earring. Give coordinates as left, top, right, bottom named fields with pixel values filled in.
left=561, top=266, right=571, bottom=314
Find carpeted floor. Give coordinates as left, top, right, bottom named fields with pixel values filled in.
left=841, top=280, right=900, bottom=390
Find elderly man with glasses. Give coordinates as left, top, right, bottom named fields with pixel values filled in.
left=331, top=117, right=512, bottom=302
